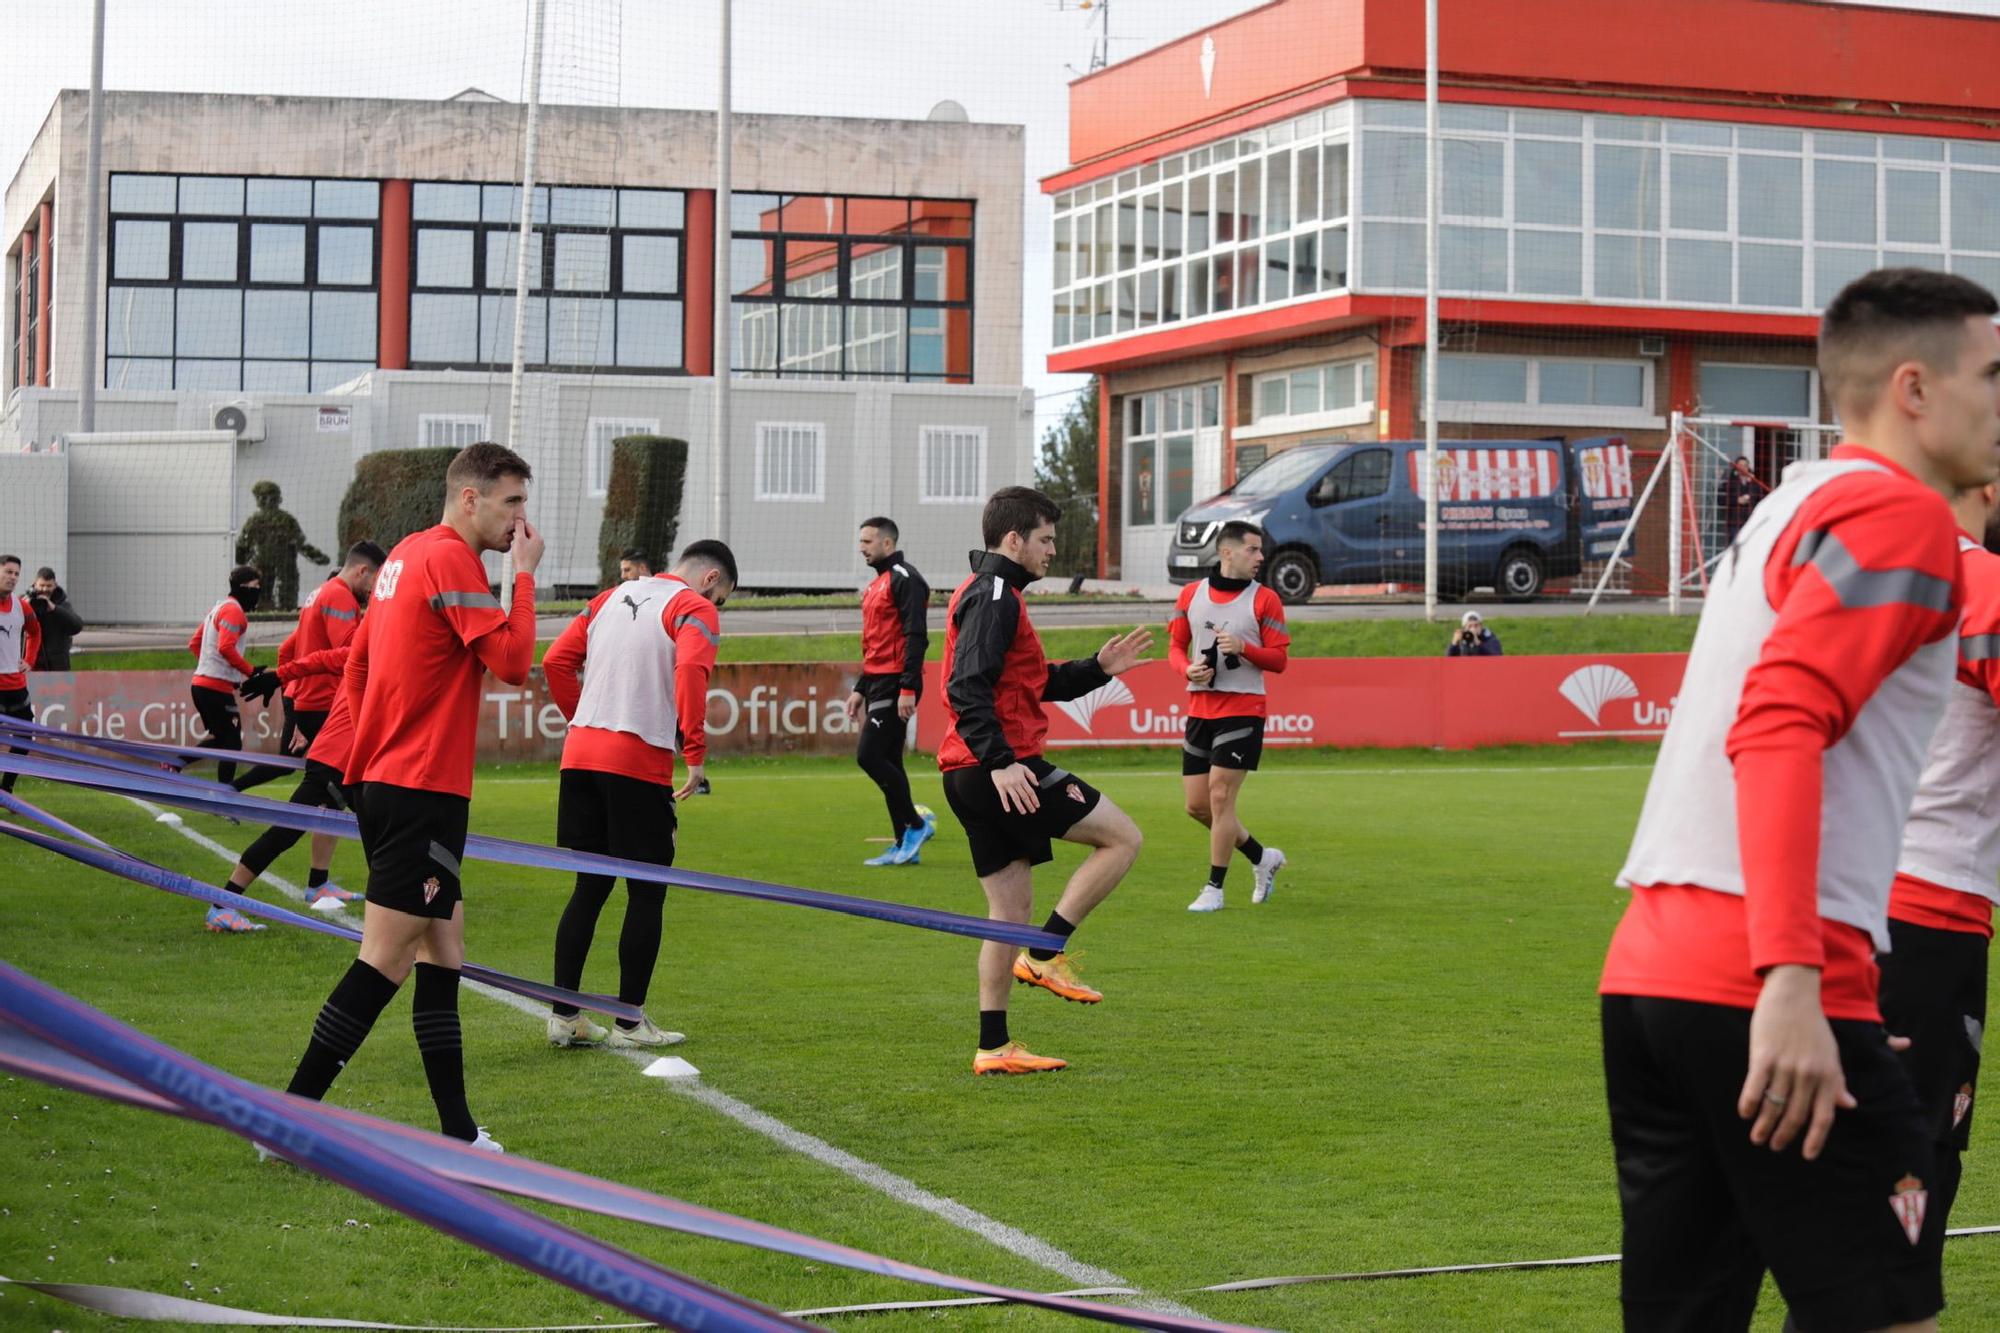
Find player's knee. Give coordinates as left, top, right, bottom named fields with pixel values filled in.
left=1184, top=798, right=1211, bottom=823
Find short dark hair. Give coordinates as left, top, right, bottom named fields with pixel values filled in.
left=1218, top=520, right=1265, bottom=548
left=981, top=486, right=1062, bottom=550
left=33, top=566, right=54, bottom=581
left=1819, top=268, right=1999, bottom=413
left=444, top=441, right=533, bottom=495
left=229, top=563, right=261, bottom=587
left=677, top=539, right=738, bottom=587
left=346, top=540, right=387, bottom=568
left=0, top=555, right=19, bottom=569
left=860, top=515, right=899, bottom=543
left=619, top=547, right=652, bottom=572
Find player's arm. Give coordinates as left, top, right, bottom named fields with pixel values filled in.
left=1955, top=551, right=2000, bottom=706
left=1168, top=585, right=1195, bottom=676
left=213, top=605, right=255, bottom=677
left=430, top=544, right=537, bottom=685
left=945, top=586, right=1020, bottom=768
left=187, top=623, right=203, bottom=658
left=341, top=612, right=372, bottom=720
left=277, top=641, right=349, bottom=682
left=20, top=604, right=40, bottom=674
left=894, top=570, right=929, bottom=700
left=670, top=598, right=721, bottom=775
left=541, top=596, right=605, bottom=720
left=1238, top=589, right=1291, bottom=673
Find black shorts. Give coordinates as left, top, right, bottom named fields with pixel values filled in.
left=1881, top=917, right=1988, bottom=1153
left=1182, top=715, right=1265, bottom=775
left=942, top=755, right=1103, bottom=878
left=284, top=706, right=328, bottom=754
left=298, top=758, right=351, bottom=812
left=0, top=687, right=30, bottom=720
left=1602, top=994, right=1939, bottom=1333
left=354, top=782, right=469, bottom=919
left=190, top=684, right=240, bottom=743
left=555, top=768, right=676, bottom=868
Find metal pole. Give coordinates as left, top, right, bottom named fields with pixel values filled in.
left=1422, top=0, right=1439, bottom=622
left=501, top=0, right=547, bottom=609
left=1667, top=412, right=1684, bottom=617
left=1585, top=441, right=1674, bottom=613
left=711, top=0, right=733, bottom=542
left=76, top=0, right=106, bottom=430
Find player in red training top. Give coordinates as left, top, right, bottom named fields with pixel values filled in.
left=1601, top=268, right=2000, bottom=1332
left=1878, top=480, right=2000, bottom=1299
left=186, top=564, right=276, bottom=791
left=283, top=442, right=543, bottom=1149
left=846, top=515, right=933, bottom=866
left=1170, top=521, right=1290, bottom=912
left=0, top=554, right=41, bottom=796
left=938, top=486, right=1150, bottom=1076
left=539, top=539, right=735, bottom=1051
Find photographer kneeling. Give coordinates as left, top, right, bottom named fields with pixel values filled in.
left=1446, top=610, right=1502, bottom=657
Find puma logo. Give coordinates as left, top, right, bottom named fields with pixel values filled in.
left=620, top=593, right=654, bottom=621
left=868, top=717, right=882, bottom=728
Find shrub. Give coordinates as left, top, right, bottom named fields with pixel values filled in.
left=338, top=447, right=456, bottom=552
left=598, top=435, right=689, bottom=588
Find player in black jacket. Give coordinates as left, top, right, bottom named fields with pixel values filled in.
left=846, top=517, right=934, bottom=865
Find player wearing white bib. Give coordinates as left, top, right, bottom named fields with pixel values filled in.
left=0, top=554, right=41, bottom=796
left=539, top=540, right=735, bottom=1050
left=1601, top=269, right=2000, bottom=1333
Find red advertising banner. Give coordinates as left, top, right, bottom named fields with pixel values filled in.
left=20, top=654, right=1688, bottom=765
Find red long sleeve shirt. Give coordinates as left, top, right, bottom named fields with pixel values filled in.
left=543, top=578, right=720, bottom=784
left=1167, top=579, right=1290, bottom=719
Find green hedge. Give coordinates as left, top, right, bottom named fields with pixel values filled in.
left=338, top=447, right=456, bottom=552
left=598, top=434, right=689, bottom=588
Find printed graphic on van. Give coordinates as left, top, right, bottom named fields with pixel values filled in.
left=1407, top=448, right=1562, bottom=502
left=1576, top=442, right=1635, bottom=505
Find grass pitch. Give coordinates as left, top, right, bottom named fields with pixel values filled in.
left=4, top=744, right=1999, bottom=1330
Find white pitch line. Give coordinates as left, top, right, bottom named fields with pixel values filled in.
left=483, top=761, right=1655, bottom=784
left=118, top=795, right=1204, bottom=1319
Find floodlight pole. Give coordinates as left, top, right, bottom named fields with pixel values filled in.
left=76, top=0, right=106, bottom=431
left=711, top=0, right=733, bottom=542
left=502, top=0, right=547, bottom=611
left=1422, top=0, right=1439, bottom=622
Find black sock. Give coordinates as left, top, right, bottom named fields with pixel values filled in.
left=979, top=1009, right=1009, bottom=1050
left=1209, top=864, right=1228, bottom=888
left=1239, top=835, right=1265, bottom=866
left=307, top=867, right=329, bottom=890
left=1027, top=910, right=1076, bottom=962
left=287, top=960, right=399, bottom=1101
left=411, top=962, right=478, bottom=1142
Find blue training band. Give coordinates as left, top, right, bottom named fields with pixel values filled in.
left=0, top=712, right=309, bottom=772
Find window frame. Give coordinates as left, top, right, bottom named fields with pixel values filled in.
left=1426, top=351, right=1663, bottom=429
left=1695, top=361, right=1822, bottom=424
left=1240, top=355, right=1379, bottom=440
left=918, top=424, right=988, bottom=504
left=753, top=420, right=827, bottom=502
left=586, top=416, right=663, bottom=499
left=418, top=413, right=492, bottom=449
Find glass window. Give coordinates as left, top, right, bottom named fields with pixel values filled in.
left=1739, top=155, right=1803, bottom=239
left=242, top=360, right=309, bottom=393
left=551, top=187, right=616, bottom=228
left=1053, top=214, right=1073, bottom=289
left=416, top=229, right=475, bottom=288
left=1324, top=143, right=1350, bottom=219
left=1441, top=105, right=1508, bottom=134
left=1128, top=435, right=1158, bottom=526
left=1138, top=269, right=1159, bottom=326
left=414, top=183, right=481, bottom=221
left=733, top=192, right=782, bottom=232
left=312, top=291, right=376, bottom=360
left=1117, top=200, right=1137, bottom=270
left=1885, top=137, right=1947, bottom=163
left=1258, top=375, right=1287, bottom=418
left=1951, top=170, right=2000, bottom=251
left=1669, top=153, right=1728, bottom=231
left=1187, top=259, right=1210, bottom=318
left=1954, top=255, right=2000, bottom=292
left=1440, top=226, right=1506, bottom=291
left=1143, top=192, right=1161, bottom=264
left=106, top=287, right=174, bottom=356
left=1163, top=183, right=1184, bottom=260
left=1885, top=170, right=1941, bottom=245
left=1739, top=127, right=1803, bottom=153
left=175, top=288, right=241, bottom=357
left=1187, top=175, right=1212, bottom=252
left=479, top=294, right=548, bottom=363
left=1515, top=230, right=1582, bottom=296
left=1516, top=110, right=1584, bottom=138
left=1667, top=238, right=1732, bottom=303
left=1815, top=131, right=1877, bottom=158
left=246, top=178, right=312, bottom=217
left=1443, top=139, right=1504, bottom=218
left=1166, top=433, right=1195, bottom=520
left=1594, top=363, right=1646, bottom=407
left=619, top=190, right=683, bottom=229
left=1516, top=140, right=1582, bottom=227
left=176, top=359, right=241, bottom=391
left=1438, top=356, right=1528, bottom=403
left=244, top=290, right=310, bottom=358
left=486, top=232, right=543, bottom=291
left=732, top=237, right=776, bottom=297
left=1296, top=147, right=1320, bottom=224
left=310, top=362, right=374, bottom=392
left=1263, top=240, right=1291, bottom=301
left=483, top=185, right=549, bottom=225
left=1321, top=225, right=1348, bottom=289
left=113, top=220, right=171, bottom=280
left=1667, top=120, right=1732, bottom=148
left=1238, top=159, right=1263, bottom=241
left=554, top=233, right=611, bottom=291
left=1701, top=364, right=1812, bottom=418
left=1815, top=159, right=1876, bottom=244
left=1362, top=221, right=1424, bottom=288
left=1363, top=132, right=1425, bottom=219
left=1161, top=265, right=1182, bottom=321
left=1289, top=368, right=1321, bottom=414
left=548, top=296, right=615, bottom=364
left=1266, top=150, right=1292, bottom=234
left=249, top=224, right=305, bottom=284
left=1595, top=146, right=1661, bottom=231
left=1293, top=232, right=1320, bottom=296
left=1739, top=242, right=1803, bottom=307
left=179, top=177, right=244, bottom=215
left=110, top=174, right=175, bottom=213
left=317, top=227, right=373, bottom=285
left=1815, top=247, right=1878, bottom=308
left=314, top=180, right=378, bottom=219
left=1539, top=361, right=1592, bottom=404
left=1595, top=234, right=1661, bottom=300
left=410, top=293, right=479, bottom=362
left=622, top=234, right=678, bottom=294
left=106, top=358, right=173, bottom=390
left=617, top=299, right=682, bottom=368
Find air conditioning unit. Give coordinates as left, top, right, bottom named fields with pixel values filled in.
left=1637, top=336, right=1667, bottom=358
left=211, top=399, right=266, bottom=442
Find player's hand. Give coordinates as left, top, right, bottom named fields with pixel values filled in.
left=511, top=515, right=546, bottom=575
left=1739, top=964, right=1853, bottom=1160
left=1095, top=626, right=1153, bottom=677
left=1214, top=630, right=1246, bottom=655
left=1186, top=661, right=1215, bottom=684
left=287, top=729, right=310, bottom=756
left=844, top=691, right=863, bottom=723
left=673, top=764, right=706, bottom=801
left=991, top=762, right=1039, bottom=814
left=238, top=668, right=282, bottom=703
left=897, top=693, right=917, bottom=721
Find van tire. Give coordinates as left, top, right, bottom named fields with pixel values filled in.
left=1497, top=546, right=1545, bottom=601
left=1265, top=549, right=1319, bottom=605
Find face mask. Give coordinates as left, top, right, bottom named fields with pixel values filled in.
left=232, top=584, right=263, bottom=611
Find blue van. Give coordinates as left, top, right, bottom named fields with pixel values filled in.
left=1167, top=437, right=1635, bottom=603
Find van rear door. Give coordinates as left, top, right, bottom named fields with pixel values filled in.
left=1572, top=436, right=1637, bottom=561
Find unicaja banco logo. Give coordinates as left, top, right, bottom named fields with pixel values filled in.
left=1558, top=664, right=1639, bottom=727
left=1053, top=678, right=1135, bottom=734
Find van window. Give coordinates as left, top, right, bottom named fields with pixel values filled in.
left=1233, top=447, right=1335, bottom=497
left=1311, top=448, right=1391, bottom=505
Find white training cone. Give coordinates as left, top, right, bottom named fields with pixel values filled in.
left=641, top=1056, right=700, bottom=1080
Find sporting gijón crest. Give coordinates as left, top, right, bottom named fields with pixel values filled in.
left=422, top=875, right=442, bottom=905
left=1890, top=1173, right=1928, bottom=1246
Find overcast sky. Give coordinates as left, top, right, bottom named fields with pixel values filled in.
left=5, top=0, right=1994, bottom=438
